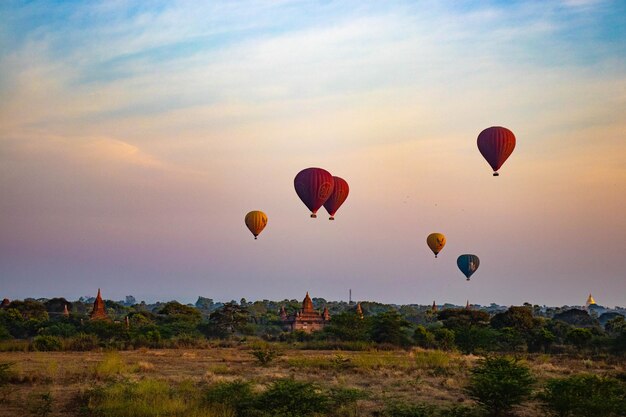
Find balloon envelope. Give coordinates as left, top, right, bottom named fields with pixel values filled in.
left=477, top=126, right=516, bottom=176
left=457, top=254, right=480, bottom=280
left=426, top=233, right=446, bottom=258
left=323, top=176, right=349, bottom=220
left=245, top=210, right=268, bottom=239
left=294, top=168, right=335, bottom=218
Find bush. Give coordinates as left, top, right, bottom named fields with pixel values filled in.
left=32, top=335, right=63, bottom=352
left=466, top=356, right=535, bottom=417
left=66, top=333, right=99, bottom=351
left=204, top=380, right=256, bottom=414
left=256, top=379, right=330, bottom=417
left=250, top=342, right=283, bottom=366
left=538, top=374, right=626, bottom=416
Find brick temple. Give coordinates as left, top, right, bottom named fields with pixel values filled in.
left=90, top=288, right=109, bottom=321
left=281, top=292, right=330, bottom=333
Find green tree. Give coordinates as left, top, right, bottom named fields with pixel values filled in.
left=205, top=302, right=249, bottom=338
left=370, top=310, right=411, bottom=346
left=538, top=374, right=626, bottom=417
left=565, top=328, right=593, bottom=349
left=466, top=356, right=535, bottom=417
left=323, top=312, right=370, bottom=342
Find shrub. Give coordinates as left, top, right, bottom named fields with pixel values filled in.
left=414, top=326, right=436, bottom=349
left=66, top=333, right=99, bottom=351
left=0, top=362, right=15, bottom=385
left=256, top=379, right=330, bottom=417
left=93, top=351, right=129, bottom=379
left=466, top=356, right=535, bottom=417
left=250, top=342, right=283, bottom=366
left=538, top=374, right=626, bottom=416
left=204, top=380, right=256, bottom=413
left=32, top=335, right=63, bottom=352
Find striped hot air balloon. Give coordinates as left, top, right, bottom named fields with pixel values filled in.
left=477, top=126, right=516, bottom=176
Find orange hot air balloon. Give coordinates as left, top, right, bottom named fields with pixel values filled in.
left=323, top=176, right=349, bottom=220
left=477, top=126, right=516, bottom=176
left=294, top=168, right=335, bottom=218
left=426, top=233, right=446, bottom=258
left=245, top=211, right=268, bottom=240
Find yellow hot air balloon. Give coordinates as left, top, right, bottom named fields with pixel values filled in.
left=426, top=233, right=446, bottom=258
left=245, top=211, right=268, bottom=240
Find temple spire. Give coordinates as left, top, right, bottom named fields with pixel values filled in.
left=90, top=288, right=109, bottom=321
left=431, top=300, right=437, bottom=312
left=586, top=293, right=596, bottom=307
left=63, top=304, right=70, bottom=317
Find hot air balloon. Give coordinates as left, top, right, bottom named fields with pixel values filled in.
left=245, top=210, right=267, bottom=240
left=426, top=233, right=446, bottom=258
left=294, top=168, right=334, bottom=218
left=477, top=126, right=516, bottom=176
left=323, top=176, right=349, bottom=220
left=457, top=254, right=480, bottom=281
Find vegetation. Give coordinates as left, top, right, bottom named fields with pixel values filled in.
left=466, top=356, right=535, bottom=416
left=538, top=374, right=626, bottom=417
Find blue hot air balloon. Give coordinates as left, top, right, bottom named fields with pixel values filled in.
left=457, top=254, right=480, bottom=281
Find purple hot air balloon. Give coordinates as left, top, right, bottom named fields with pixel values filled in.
left=323, top=176, right=349, bottom=220
left=294, top=168, right=334, bottom=218
left=477, top=126, right=516, bottom=176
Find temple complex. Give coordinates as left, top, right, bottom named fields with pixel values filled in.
left=63, top=304, right=70, bottom=317
left=282, top=292, right=330, bottom=333
left=89, top=289, right=109, bottom=321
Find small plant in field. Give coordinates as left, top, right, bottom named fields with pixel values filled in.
left=29, top=391, right=53, bottom=417
left=466, top=356, right=535, bottom=417
left=250, top=342, right=283, bottom=366
left=330, top=354, right=353, bottom=370
left=414, top=350, right=451, bottom=374
left=93, top=351, right=129, bottom=379
left=538, top=374, right=626, bottom=417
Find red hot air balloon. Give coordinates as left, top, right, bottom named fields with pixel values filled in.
left=323, top=176, right=349, bottom=220
left=477, top=126, right=516, bottom=176
left=294, top=168, right=335, bottom=218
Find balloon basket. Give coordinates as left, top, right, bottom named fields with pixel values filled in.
left=310, top=214, right=317, bottom=218
left=493, top=172, right=499, bottom=176
left=466, top=278, right=470, bottom=281
left=329, top=217, right=334, bottom=220
left=435, top=255, right=438, bottom=258
left=254, top=236, right=257, bottom=240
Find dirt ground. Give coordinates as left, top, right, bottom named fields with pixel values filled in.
left=0, top=347, right=623, bottom=417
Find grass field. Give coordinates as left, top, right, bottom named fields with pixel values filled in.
left=0, top=346, right=623, bottom=416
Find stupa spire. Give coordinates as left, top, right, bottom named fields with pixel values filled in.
left=586, top=293, right=596, bottom=307
left=90, top=288, right=109, bottom=321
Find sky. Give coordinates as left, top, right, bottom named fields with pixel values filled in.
left=1, top=0, right=625, bottom=307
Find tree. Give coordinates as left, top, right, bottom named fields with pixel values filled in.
left=566, top=328, right=593, bottom=349
left=206, top=302, right=249, bottom=338
left=538, top=374, right=626, bottom=417
left=370, top=310, right=411, bottom=346
left=323, top=312, right=370, bottom=342
left=491, top=306, right=537, bottom=333
left=466, top=356, right=535, bottom=417
left=413, top=325, right=436, bottom=349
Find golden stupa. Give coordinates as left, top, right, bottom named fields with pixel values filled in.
left=586, top=293, right=596, bottom=307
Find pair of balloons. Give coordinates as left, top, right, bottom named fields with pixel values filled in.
left=426, top=233, right=479, bottom=281
left=294, top=168, right=349, bottom=219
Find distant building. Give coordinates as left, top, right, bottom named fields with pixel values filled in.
left=90, top=289, right=110, bottom=321
left=0, top=298, right=9, bottom=309
left=586, top=294, right=596, bottom=308
left=282, top=292, right=330, bottom=333
left=63, top=304, right=70, bottom=317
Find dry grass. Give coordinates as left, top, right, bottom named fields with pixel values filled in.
left=0, top=348, right=621, bottom=417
